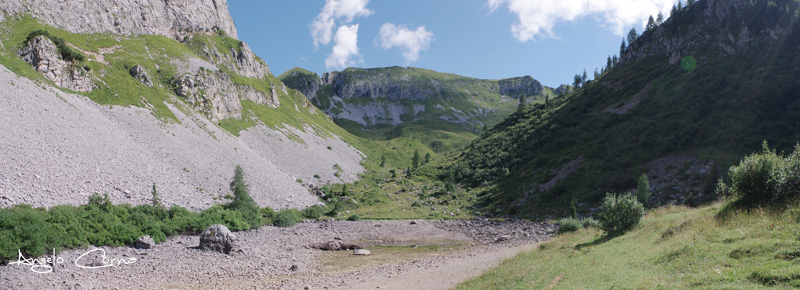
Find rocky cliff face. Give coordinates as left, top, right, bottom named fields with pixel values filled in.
left=498, top=76, right=544, bottom=98
left=620, top=0, right=800, bottom=65
left=0, top=0, right=238, bottom=40
left=17, top=35, right=94, bottom=92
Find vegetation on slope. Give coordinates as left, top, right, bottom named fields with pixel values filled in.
left=280, top=66, right=560, bottom=154
left=0, top=166, right=357, bottom=261
left=458, top=143, right=800, bottom=289
left=445, top=0, right=800, bottom=219
left=458, top=203, right=800, bottom=289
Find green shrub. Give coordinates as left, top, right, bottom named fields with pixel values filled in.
left=274, top=209, right=301, bottom=227
left=581, top=217, right=600, bottom=229
left=727, top=142, right=800, bottom=205
left=259, top=206, right=277, bottom=225
left=557, top=217, right=582, bottom=234
left=636, top=173, right=652, bottom=206
left=196, top=205, right=251, bottom=231
left=596, top=193, right=645, bottom=237
left=302, top=205, right=329, bottom=219
left=346, top=214, right=360, bottom=221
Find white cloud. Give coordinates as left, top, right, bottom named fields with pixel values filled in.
left=311, top=0, right=372, bottom=49
left=326, top=24, right=362, bottom=70
left=378, top=23, right=434, bottom=65
left=488, top=0, right=675, bottom=41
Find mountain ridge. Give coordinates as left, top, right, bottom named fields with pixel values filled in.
left=446, top=0, right=800, bottom=219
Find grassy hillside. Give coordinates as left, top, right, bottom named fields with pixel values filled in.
left=446, top=0, right=800, bottom=219
left=457, top=201, right=800, bottom=289
left=280, top=66, right=560, bottom=153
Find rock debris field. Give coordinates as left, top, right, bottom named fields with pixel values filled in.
left=0, top=64, right=363, bottom=211
left=0, top=219, right=555, bottom=289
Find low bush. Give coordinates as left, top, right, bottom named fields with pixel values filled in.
left=596, top=193, right=645, bottom=237
left=726, top=142, right=800, bottom=206
left=557, top=218, right=582, bottom=234
left=302, top=205, right=329, bottom=219
left=581, top=217, right=600, bottom=229
left=347, top=214, right=360, bottom=221
left=557, top=217, right=600, bottom=234
left=274, top=209, right=301, bottom=227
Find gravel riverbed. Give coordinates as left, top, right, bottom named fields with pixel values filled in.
left=0, top=219, right=555, bottom=289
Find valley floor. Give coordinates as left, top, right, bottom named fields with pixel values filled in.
left=0, top=219, right=554, bottom=289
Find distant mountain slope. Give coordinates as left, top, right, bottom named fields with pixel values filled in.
left=280, top=66, right=562, bottom=152
left=447, top=0, right=800, bottom=218
left=0, top=2, right=367, bottom=210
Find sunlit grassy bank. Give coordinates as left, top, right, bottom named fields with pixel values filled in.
left=458, top=201, right=800, bottom=289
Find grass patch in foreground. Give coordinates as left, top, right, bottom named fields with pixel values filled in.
left=457, top=202, right=800, bottom=289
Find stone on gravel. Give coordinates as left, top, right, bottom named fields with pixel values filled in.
left=134, top=235, right=155, bottom=249
left=495, top=235, right=511, bottom=243
left=409, top=220, right=417, bottom=225
left=199, top=224, right=237, bottom=254
left=311, top=240, right=364, bottom=251
left=353, top=249, right=371, bottom=256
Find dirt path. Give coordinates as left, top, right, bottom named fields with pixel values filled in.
left=333, top=242, right=542, bottom=290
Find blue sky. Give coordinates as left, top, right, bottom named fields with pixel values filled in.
left=229, top=0, right=676, bottom=88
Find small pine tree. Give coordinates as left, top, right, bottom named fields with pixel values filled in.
left=627, top=28, right=638, bottom=46
left=228, top=165, right=260, bottom=228
left=517, top=95, right=526, bottom=113
left=412, top=150, right=421, bottom=170
left=612, top=55, right=619, bottom=66
left=424, top=152, right=431, bottom=164
left=636, top=173, right=652, bottom=206
left=151, top=182, right=163, bottom=208
left=606, top=56, right=613, bottom=70
left=380, top=155, right=386, bottom=167
left=581, top=69, right=588, bottom=86
left=573, top=74, right=582, bottom=88
left=646, top=15, right=656, bottom=31
left=620, top=38, right=627, bottom=55
left=657, top=11, right=665, bottom=24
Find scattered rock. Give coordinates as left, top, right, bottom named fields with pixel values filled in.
left=353, top=249, right=371, bottom=256
left=495, top=235, right=510, bottom=242
left=289, top=264, right=300, bottom=271
left=311, top=240, right=363, bottom=251
left=129, top=65, right=153, bottom=87
left=134, top=235, right=155, bottom=249
left=409, top=220, right=417, bottom=225
left=199, top=224, right=237, bottom=254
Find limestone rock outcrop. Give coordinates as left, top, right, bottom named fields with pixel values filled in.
left=129, top=65, right=153, bottom=87
left=0, top=0, right=238, bottom=40
left=17, top=35, right=94, bottom=92
left=498, top=76, right=544, bottom=98
left=174, top=70, right=280, bottom=121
